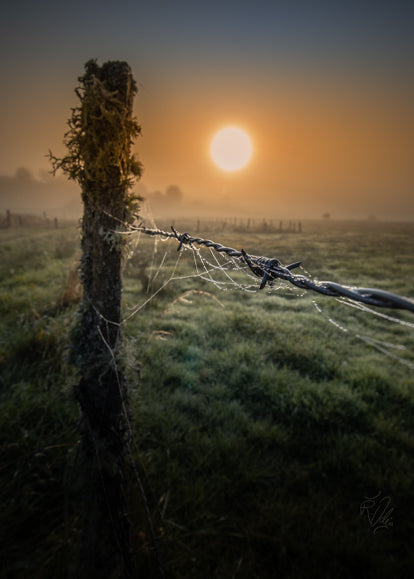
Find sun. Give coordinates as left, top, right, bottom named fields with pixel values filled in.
left=211, top=127, right=252, bottom=171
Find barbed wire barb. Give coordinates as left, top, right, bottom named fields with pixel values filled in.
left=129, top=224, right=414, bottom=313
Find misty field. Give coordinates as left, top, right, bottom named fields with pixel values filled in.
left=1, top=219, right=413, bottom=578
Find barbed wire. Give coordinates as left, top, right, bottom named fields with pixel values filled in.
left=131, top=224, right=414, bottom=313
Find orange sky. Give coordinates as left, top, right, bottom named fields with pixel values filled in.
left=0, top=1, right=413, bottom=220
left=134, top=73, right=413, bottom=219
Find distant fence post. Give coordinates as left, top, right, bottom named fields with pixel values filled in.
left=50, top=59, right=142, bottom=579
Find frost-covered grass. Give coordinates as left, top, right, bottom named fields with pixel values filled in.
left=1, top=220, right=413, bottom=578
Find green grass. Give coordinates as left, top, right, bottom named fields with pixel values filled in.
left=1, top=220, right=414, bottom=578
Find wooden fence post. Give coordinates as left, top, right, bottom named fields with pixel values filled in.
left=51, top=59, right=142, bottom=579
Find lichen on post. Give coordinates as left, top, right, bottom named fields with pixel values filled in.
left=50, top=59, right=142, bottom=578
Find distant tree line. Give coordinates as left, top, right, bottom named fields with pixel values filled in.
left=0, top=167, right=79, bottom=215
left=145, top=184, right=184, bottom=209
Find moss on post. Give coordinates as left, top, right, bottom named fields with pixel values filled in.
left=51, top=59, right=142, bottom=578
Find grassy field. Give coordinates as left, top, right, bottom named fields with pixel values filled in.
left=1, top=219, right=413, bottom=578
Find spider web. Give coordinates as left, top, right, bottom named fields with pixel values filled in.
left=120, top=214, right=414, bottom=371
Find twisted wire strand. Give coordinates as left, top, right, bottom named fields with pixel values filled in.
left=131, top=225, right=414, bottom=313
